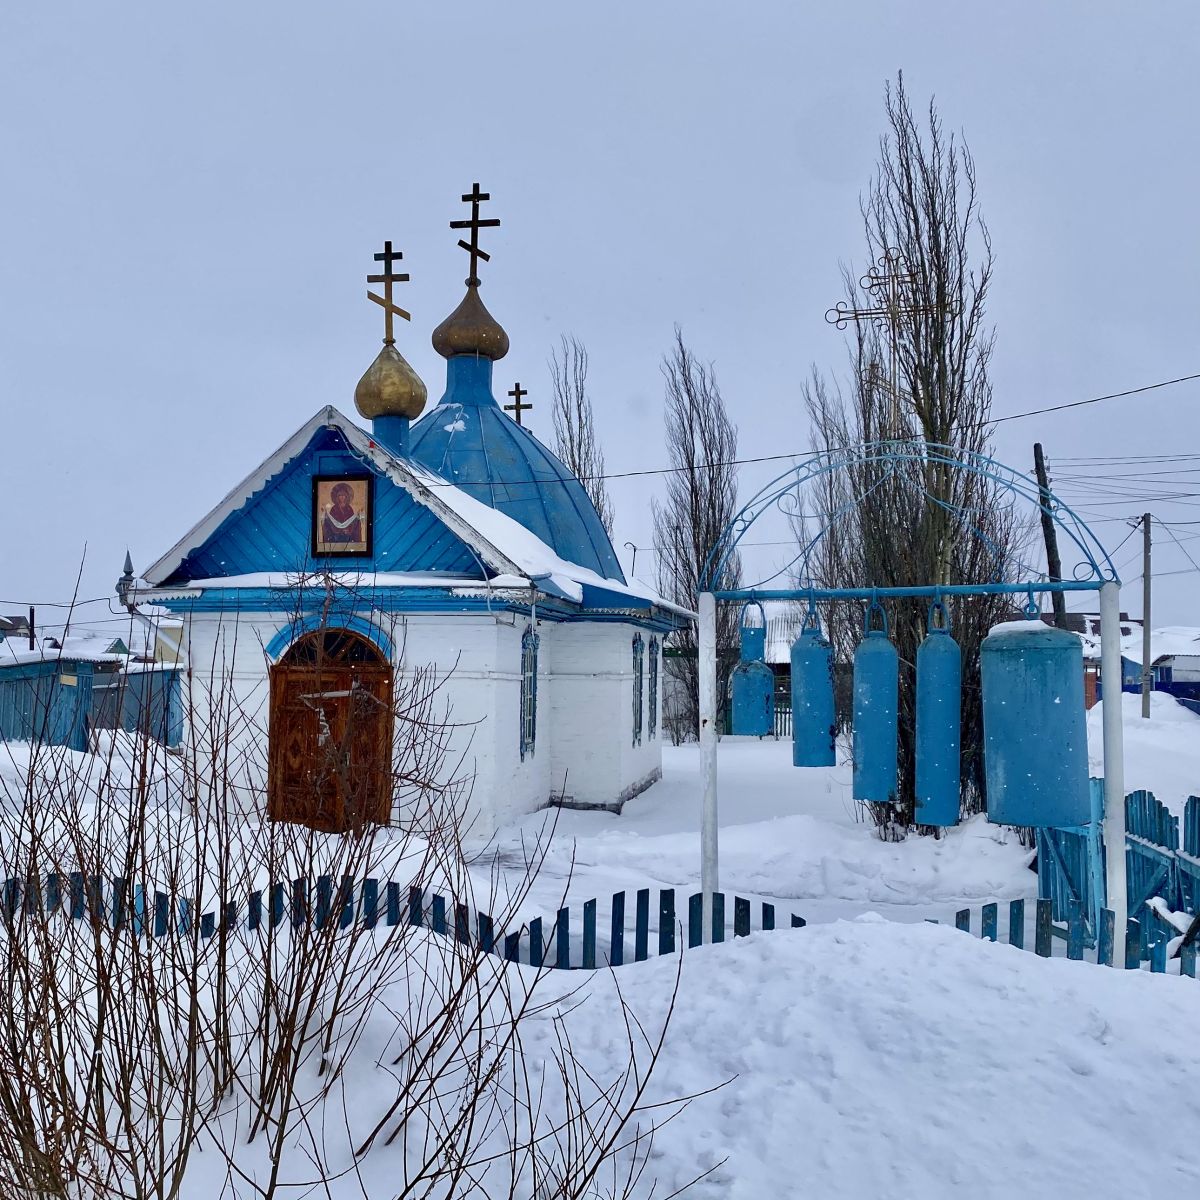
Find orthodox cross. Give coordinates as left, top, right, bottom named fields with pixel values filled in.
left=450, top=182, right=500, bottom=286
left=367, top=240, right=410, bottom=345
left=825, top=248, right=948, bottom=425
left=505, top=381, right=531, bottom=426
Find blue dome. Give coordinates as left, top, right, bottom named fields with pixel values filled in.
left=408, top=356, right=626, bottom=582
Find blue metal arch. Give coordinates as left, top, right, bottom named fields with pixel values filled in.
left=265, top=612, right=395, bottom=663
left=703, top=440, right=1121, bottom=592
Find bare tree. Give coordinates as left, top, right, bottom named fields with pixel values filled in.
left=549, top=335, right=614, bottom=537
left=0, top=578, right=715, bottom=1199
left=653, top=328, right=742, bottom=743
left=801, top=75, right=1029, bottom=837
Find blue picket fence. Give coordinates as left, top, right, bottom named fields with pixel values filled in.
left=1037, top=785, right=1200, bottom=962
left=938, top=897, right=1198, bottom=979
left=0, top=871, right=805, bottom=971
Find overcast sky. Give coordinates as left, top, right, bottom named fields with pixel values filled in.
left=3, top=2, right=1198, bottom=634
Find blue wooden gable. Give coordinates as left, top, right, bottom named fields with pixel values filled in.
left=163, top=426, right=485, bottom=585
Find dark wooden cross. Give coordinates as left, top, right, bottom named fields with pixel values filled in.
left=366, top=239, right=411, bottom=345
left=449, top=182, right=500, bottom=286
left=505, top=381, right=531, bottom=426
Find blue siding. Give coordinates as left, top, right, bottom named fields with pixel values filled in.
left=0, top=660, right=96, bottom=751
left=164, top=427, right=484, bottom=584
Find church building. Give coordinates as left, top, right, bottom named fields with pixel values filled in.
left=126, top=186, right=688, bottom=833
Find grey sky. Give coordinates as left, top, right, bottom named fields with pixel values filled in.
left=2, top=2, right=1198, bottom=631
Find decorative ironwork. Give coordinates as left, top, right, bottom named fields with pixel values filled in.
left=366, top=240, right=411, bottom=346
left=701, top=440, right=1122, bottom=593
left=450, top=182, right=500, bottom=286
left=505, top=381, right=531, bottom=426
left=825, top=248, right=952, bottom=424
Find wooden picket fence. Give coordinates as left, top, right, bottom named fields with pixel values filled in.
left=1037, top=786, right=1200, bottom=961
left=6, top=870, right=1196, bottom=980
left=937, top=896, right=1198, bottom=978
left=0, top=872, right=805, bottom=971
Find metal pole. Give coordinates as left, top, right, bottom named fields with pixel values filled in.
left=1033, top=443, right=1068, bottom=629
left=1099, top=580, right=1127, bottom=952
left=1141, top=513, right=1152, bottom=719
left=698, top=591, right=719, bottom=942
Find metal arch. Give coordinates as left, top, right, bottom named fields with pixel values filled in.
left=702, top=440, right=1121, bottom=591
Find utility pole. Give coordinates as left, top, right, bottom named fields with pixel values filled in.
left=1142, top=512, right=1152, bottom=719
left=1033, top=443, right=1068, bottom=629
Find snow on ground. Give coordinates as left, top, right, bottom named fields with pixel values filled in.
left=1088, top=690, right=1200, bottom=816
left=476, top=738, right=1036, bottom=929
left=479, top=693, right=1200, bottom=929
left=536, top=919, right=1200, bottom=1198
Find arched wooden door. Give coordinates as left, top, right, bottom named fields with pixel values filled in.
left=267, top=630, right=393, bottom=832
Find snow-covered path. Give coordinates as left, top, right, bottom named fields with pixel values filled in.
left=475, top=738, right=1036, bottom=929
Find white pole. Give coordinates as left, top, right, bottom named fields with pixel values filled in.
left=699, top=591, right=719, bottom=943
left=1099, top=580, right=1127, bottom=954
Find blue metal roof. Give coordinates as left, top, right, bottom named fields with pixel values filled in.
left=409, top=356, right=626, bottom=582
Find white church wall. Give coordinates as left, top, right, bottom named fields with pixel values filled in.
left=546, top=621, right=662, bottom=810
left=175, top=607, right=553, bottom=835
left=174, top=605, right=664, bottom=834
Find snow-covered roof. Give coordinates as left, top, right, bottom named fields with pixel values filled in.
left=0, top=638, right=123, bottom=668
left=1121, top=626, right=1200, bottom=666
left=139, top=408, right=693, bottom=620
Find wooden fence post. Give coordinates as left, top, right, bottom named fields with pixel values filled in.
left=556, top=907, right=570, bottom=969
left=1097, top=908, right=1115, bottom=967
left=734, top=896, right=751, bottom=938
left=658, top=890, right=675, bottom=956
left=582, top=899, right=596, bottom=969
left=1008, top=899, right=1025, bottom=950
left=610, top=891, right=625, bottom=967
left=1035, top=899, right=1052, bottom=957
left=981, top=903, right=997, bottom=942
left=688, top=893, right=703, bottom=948
left=635, top=888, right=650, bottom=962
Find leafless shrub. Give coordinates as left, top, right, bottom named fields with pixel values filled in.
left=0, top=579, right=712, bottom=1199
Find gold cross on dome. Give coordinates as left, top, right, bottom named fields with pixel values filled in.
left=366, top=239, right=411, bottom=345
left=505, top=381, right=531, bottom=426
left=449, top=182, right=500, bottom=286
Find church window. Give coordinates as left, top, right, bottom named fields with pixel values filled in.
left=520, top=626, right=539, bottom=760
left=632, top=634, right=645, bottom=746
left=648, top=637, right=659, bottom=740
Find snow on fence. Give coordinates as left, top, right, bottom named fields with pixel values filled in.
left=1038, top=788, right=1200, bottom=961
left=937, top=897, right=1198, bottom=978
left=0, top=873, right=804, bottom=971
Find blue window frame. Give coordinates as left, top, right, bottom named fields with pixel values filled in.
left=648, top=636, right=659, bottom=740
left=520, top=625, right=539, bottom=760
left=632, top=633, right=645, bottom=746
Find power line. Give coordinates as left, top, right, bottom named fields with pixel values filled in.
left=987, top=371, right=1200, bottom=426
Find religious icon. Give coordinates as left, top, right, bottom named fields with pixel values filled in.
left=312, top=475, right=373, bottom=556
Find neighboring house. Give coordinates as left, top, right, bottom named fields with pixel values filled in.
left=1118, top=627, right=1200, bottom=711
left=0, top=633, right=184, bottom=750
left=0, top=614, right=31, bottom=644
left=0, top=638, right=124, bottom=751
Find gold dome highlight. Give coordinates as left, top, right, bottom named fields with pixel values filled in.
left=354, top=343, right=428, bottom=421
left=431, top=283, right=510, bottom=361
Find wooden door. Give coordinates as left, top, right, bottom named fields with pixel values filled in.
left=267, top=634, right=393, bottom=832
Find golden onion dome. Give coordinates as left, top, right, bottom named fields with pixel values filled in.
left=354, top=342, right=428, bottom=421
left=431, top=283, right=510, bottom=361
